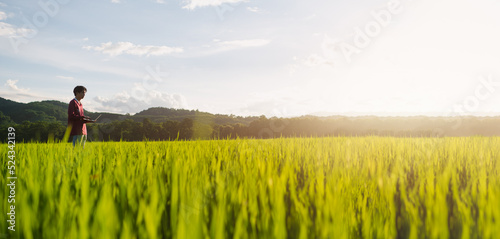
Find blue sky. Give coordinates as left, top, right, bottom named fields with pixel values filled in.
left=1, top=0, right=500, bottom=117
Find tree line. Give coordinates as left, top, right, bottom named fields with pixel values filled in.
left=0, top=118, right=193, bottom=143
left=212, top=116, right=500, bottom=138
left=3, top=115, right=500, bottom=143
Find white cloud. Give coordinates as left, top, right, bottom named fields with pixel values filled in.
left=180, top=38, right=271, bottom=57
left=234, top=86, right=327, bottom=117
left=0, top=22, right=16, bottom=37
left=0, top=11, right=7, bottom=20
left=83, top=42, right=183, bottom=57
left=182, top=0, right=246, bottom=10
left=287, top=53, right=334, bottom=76
left=0, top=22, right=35, bottom=38
left=111, top=0, right=121, bottom=3
left=56, top=75, right=75, bottom=81
left=0, top=79, right=47, bottom=103
left=246, top=7, right=261, bottom=13
left=303, top=54, right=334, bottom=67
left=0, top=39, right=146, bottom=80
left=304, top=14, right=317, bottom=21
left=5, top=79, right=30, bottom=93
left=219, top=39, right=270, bottom=49
left=93, top=87, right=188, bottom=114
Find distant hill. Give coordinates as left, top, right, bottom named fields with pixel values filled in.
left=0, top=97, right=258, bottom=126
left=134, top=107, right=258, bottom=125
left=3, top=97, right=500, bottom=139
left=0, top=97, right=124, bottom=124
left=0, top=97, right=66, bottom=123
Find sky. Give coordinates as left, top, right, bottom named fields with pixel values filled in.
left=1, top=0, right=500, bottom=117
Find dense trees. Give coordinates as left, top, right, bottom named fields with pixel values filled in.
left=0, top=118, right=194, bottom=143
left=3, top=115, right=500, bottom=143
left=88, top=118, right=194, bottom=141
left=0, top=121, right=66, bottom=142
left=3, top=97, right=500, bottom=142
left=211, top=116, right=500, bottom=139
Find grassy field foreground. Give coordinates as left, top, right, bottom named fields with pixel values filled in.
left=1, top=137, right=500, bottom=238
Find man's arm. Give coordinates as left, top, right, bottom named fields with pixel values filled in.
left=82, top=116, right=95, bottom=123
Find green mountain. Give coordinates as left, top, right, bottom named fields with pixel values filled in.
left=0, top=98, right=65, bottom=123
left=0, top=97, right=124, bottom=124
left=3, top=97, right=500, bottom=140
left=134, top=107, right=258, bottom=125
left=0, top=97, right=257, bottom=126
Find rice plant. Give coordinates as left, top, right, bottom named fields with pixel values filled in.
left=1, top=137, right=499, bottom=238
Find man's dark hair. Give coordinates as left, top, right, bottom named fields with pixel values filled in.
left=73, top=86, right=87, bottom=96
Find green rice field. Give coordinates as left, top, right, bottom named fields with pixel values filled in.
left=1, top=137, right=500, bottom=238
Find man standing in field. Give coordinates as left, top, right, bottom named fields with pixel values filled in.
left=68, top=86, right=94, bottom=148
